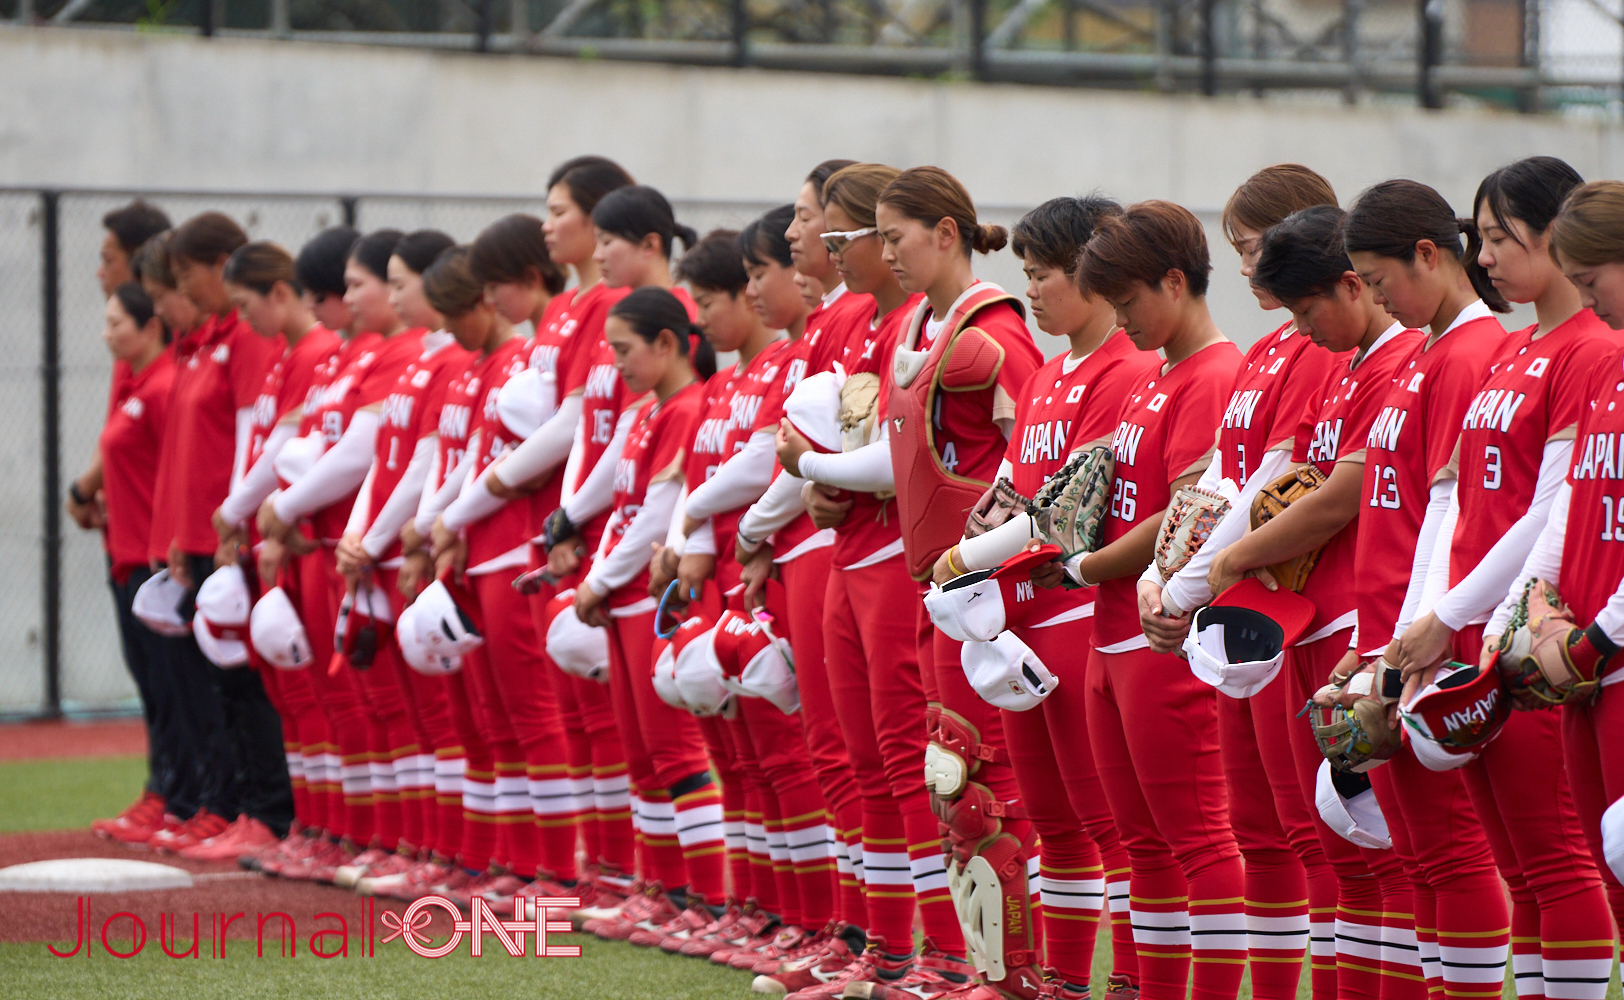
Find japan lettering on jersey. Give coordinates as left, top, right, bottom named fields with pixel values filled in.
left=601, top=382, right=705, bottom=606
left=367, top=339, right=471, bottom=542
left=1559, top=350, right=1624, bottom=626
left=1219, top=323, right=1343, bottom=488
left=1450, top=312, right=1619, bottom=583
left=463, top=338, right=535, bottom=564
left=1355, top=315, right=1505, bottom=651
left=438, top=373, right=479, bottom=474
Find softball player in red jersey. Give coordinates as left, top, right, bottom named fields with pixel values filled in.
left=1391, top=161, right=1615, bottom=1000
left=573, top=288, right=724, bottom=921
left=1214, top=204, right=1424, bottom=1000
left=876, top=167, right=1044, bottom=1000
left=1140, top=168, right=1344, bottom=1000
left=149, top=214, right=290, bottom=852
left=1340, top=181, right=1510, bottom=1000
left=1060, top=201, right=1245, bottom=1000
left=216, top=241, right=345, bottom=855
left=934, top=195, right=1154, bottom=999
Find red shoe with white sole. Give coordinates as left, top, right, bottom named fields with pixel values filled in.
left=180, top=816, right=278, bottom=862
left=149, top=809, right=228, bottom=854
left=334, top=846, right=394, bottom=888
left=93, top=791, right=164, bottom=840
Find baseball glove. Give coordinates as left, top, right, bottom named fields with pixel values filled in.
left=1153, top=486, right=1231, bottom=582
left=1307, top=668, right=1402, bottom=772
left=964, top=478, right=1031, bottom=539
left=1249, top=465, right=1329, bottom=592
left=1494, top=579, right=1606, bottom=709
left=838, top=372, right=883, bottom=452
left=1027, top=445, right=1114, bottom=560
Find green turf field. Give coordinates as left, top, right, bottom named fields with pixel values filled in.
left=1, top=753, right=1617, bottom=999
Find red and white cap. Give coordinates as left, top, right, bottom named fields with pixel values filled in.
left=272, top=432, right=326, bottom=485
left=496, top=367, right=558, bottom=439
left=711, top=608, right=799, bottom=715
left=540, top=589, right=609, bottom=683
left=1602, top=796, right=1624, bottom=886
left=193, top=564, right=252, bottom=667
left=1185, top=579, right=1314, bottom=700
left=1314, top=759, right=1392, bottom=849
left=133, top=569, right=191, bottom=638
left=783, top=370, right=845, bottom=454
left=925, top=545, right=1063, bottom=643
left=413, top=580, right=483, bottom=657
left=395, top=600, right=462, bottom=676
left=670, top=615, right=730, bottom=716
left=1398, top=663, right=1510, bottom=771
left=960, top=631, right=1059, bottom=712
left=335, top=585, right=395, bottom=662
left=249, top=586, right=313, bottom=670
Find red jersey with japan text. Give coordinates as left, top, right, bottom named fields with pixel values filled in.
left=1449, top=311, right=1619, bottom=589
left=603, top=381, right=706, bottom=607
left=246, top=326, right=342, bottom=471
left=1355, top=312, right=1505, bottom=653
left=1292, top=326, right=1423, bottom=641
left=461, top=336, right=534, bottom=569
left=1006, top=332, right=1159, bottom=628
left=1219, top=322, right=1345, bottom=487
left=101, top=350, right=175, bottom=583
left=1560, top=348, right=1624, bottom=626
left=366, top=334, right=470, bottom=560
left=149, top=310, right=284, bottom=560
left=688, top=340, right=792, bottom=553
left=302, top=329, right=426, bottom=543
left=1094, top=341, right=1244, bottom=647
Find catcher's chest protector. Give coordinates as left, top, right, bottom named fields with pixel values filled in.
left=888, top=288, right=1022, bottom=581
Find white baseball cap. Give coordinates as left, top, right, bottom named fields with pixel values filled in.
left=541, top=589, right=610, bottom=683
left=273, top=432, right=326, bottom=485
left=671, top=618, right=730, bottom=717
left=192, top=565, right=252, bottom=667
left=1398, top=663, right=1510, bottom=772
left=960, top=631, right=1059, bottom=712
left=1602, top=796, right=1624, bottom=886
left=413, top=580, right=483, bottom=657
left=395, top=601, right=461, bottom=676
left=1185, top=580, right=1315, bottom=700
left=925, top=545, right=1062, bottom=643
left=711, top=609, right=799, bottom=715
left=496, top=367, right=558, bottom=440
left=133, top=569, right=192, bottom=638
left=783, top=370, right=845, bottom=454
left=1314, top=759, right=1392, bottom=850
left=249, top=586, right=313, bottom=670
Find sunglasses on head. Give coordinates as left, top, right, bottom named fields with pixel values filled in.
left=820, top=228, right=877, bottom=256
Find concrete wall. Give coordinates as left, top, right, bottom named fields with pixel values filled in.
left=2, top=25, right=1619, bottom=710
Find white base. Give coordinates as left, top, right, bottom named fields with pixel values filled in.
left=0, top=858, right=194, bottom=893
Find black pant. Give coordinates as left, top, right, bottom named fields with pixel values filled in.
left=179, top=555, right=295, bottom=836
left=109, top=562, right=193, bottom=812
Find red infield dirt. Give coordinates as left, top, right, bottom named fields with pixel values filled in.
left=0, top=719, right=148, bottom=760
left=0, top=830, right=463, bottom=946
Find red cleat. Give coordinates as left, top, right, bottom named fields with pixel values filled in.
left=278, top=838, right=351, bottom=883
left=180, top=816, right=278, bottom=862
left=334, top=847, right=393, bottom=889
left=149, top=809, right=228, bottom=854
left=752, top=932, right=863, bottom=994
left=93, top=791, right=164, bottom=839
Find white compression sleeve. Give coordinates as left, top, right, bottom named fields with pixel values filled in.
left=1431, top=440, right=1573, bottom=630
left=344, top=464, right=377, bottom=538
left=272, top=410, right=381, bottom=521
left=220, top=423, right=296, bottom=525
left=232, top=407, right=254, bottom=491
left=686, top=431, right=777, bottom=521
left=363, top=435, right=436, bottom=560
left=956, top=514, right=1035, bottom=572
left=441, top=466, right=509, bottom=533
left=559, top=413, right=586, bottom=507
left=687, top=519, right=716, bottom=557
left=493, top=393, right=583, bottom=489
left=1160, top=452, right=1286, bottom=616
left=1418, top=482, right=1460, bottom=616
left=796, top=437, right=895, bottom=493
left=737, top=471, right=809, bottom=550
left=416, top=434, right=475, bottom=536
left=584, top=478, right=682, bottom=596
left=1393, top=478, right=1456, bottom=639
left=664, top=485, right=690, bottom=555
left=564, top=409, right=636, bottom=525
left=1487, top=483, right=1570, bottom=636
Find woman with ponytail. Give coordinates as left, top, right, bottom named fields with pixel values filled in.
left=570, top=287, right=727, bottom=936
left=1330, top=180, right=1511, bottom=1000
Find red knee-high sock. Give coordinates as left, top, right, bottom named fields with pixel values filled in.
left=392, top=743, right=425, bottom=850
left=639, top=788, right=687, bottom=889
left=672, top=779, right=726, bottom=905
left=1104, top=856, right=1137, bottom=981
left=529, top=762, right=580, bottom=882
left=370, top=740, right=402, bottom=852
left=831, top=803, right=866, bottom=928
left=1509, top=888, right=1543, bottom=999
left=433, top=751, right=462, bottom=860
left=592, top=762, right=635, bottom=875
left=743, top=785, right=779, bottom=912
left=1412, top=884, right=1442, bottom=1000
left=459, top=757, right=497, bottom=871
left=777, top=788, right=835, bottom=929
left=569, top=762, right=598, bottom=865
left=1243, top=848, right=1309, bottom=1000
left=899, top=788, right=963, bottom=952
left=760, top=790, right=803, bottom=928
left=720, top=777, right=750, bottom=902
left=1128, top=862, right=1192, bottom=1000
left=342, top=747, right=375, bottom=845
left=1305, top=862, right=1338, bottom=1000
left=1434, top=874, right=1508, bottom=1000
left=858, top=809, right=915, bottom=949
left=1334, top=873, right=1385, bottom=1000
left=492, top=759, right=537, bottom=878
left=1036, top=831, right=1104, bottom=985
left=301, top=744, right=330, bottom=833
left=1188, top=855, right=1248, bottom=1000
left=285, top=737, right=309, bottom=829
left=1540, top=884, right=1614, bottom=1000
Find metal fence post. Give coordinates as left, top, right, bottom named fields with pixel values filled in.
left=732, top=0, right=748, bottom=67
left=1200, top=0, right=1217, bottom=96
left=40, top=190, right=61, bottom=720
left=1418, top=0, right=1443, bottom=109
left=341, top=196, right=358, bottom=228
left=969, top=0, right=987, bottom=81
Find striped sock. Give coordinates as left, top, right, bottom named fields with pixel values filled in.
left=459, top=762, right=497, bottom=870
left=592, top=763, right=634, bottom=874
left=638, top=789, right=687, bottom=888
left=743, top=789, right=778, bottom=912
left=370, top=750, right=401, bottom=851
left=1188, top=857, right=1248, bottom=1000
left=284, top=742, right=307, bottom=827
left=1128, top=864, right=1192, bottom=998
left=858, top=811, right=915, bottom=945
left=1106, top=864, right=1137, bottom=980
left=566, top=763, right=596, bottom=862
left=782, top=804, right=837, bottom=929
left=433, top=750, right=464, bottom=860
left=761, top=793, right=803, bottom=928
left=529, top=763, right=580, bottom=881
left=721, top=785, right=749, bottom=903
left=494, top=762, right=537, bottom=878
left=1244, top=851, right=1309, bottom=1000
left=341, top=751, right=374, bottom=844
left=1330, top=878, right=1384, bottom=1000
left=833, top=822, right=866, bottom=927
left=672, top=778, right=725, bottom=904
left=1511, top=893, right=1544, bottom=999
left=907, top=835, right=956, bottom=945
left=1306, top=864, right=1339, bottom=1000
left=1037, top=842, right=1105, bottom=985
left=1539, top=879, right=1614, bottom=1000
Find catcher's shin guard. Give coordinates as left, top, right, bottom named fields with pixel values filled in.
left=931, top=780, right=1041, bottom=984
left=923, top=708, right=1009, bottom=797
